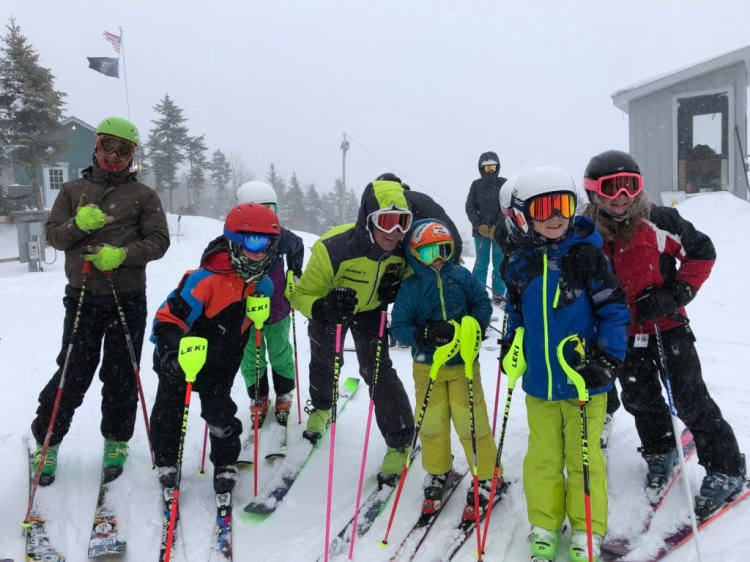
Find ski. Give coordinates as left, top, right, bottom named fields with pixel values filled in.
left=87, top=466, right=126, bottom=558
left=24, top=437, right=65, bottom=562
left=602, top=427, right=695, bottom=559
left=388, top=470, right=467, bottom=562
left=209, top=492, right=233, bottom=561
left=243, top=377, right=360, bottom=519
left=264, top=421, right=287, bottom=461
left=322, top=445, right=422, bottom=560
left=158, top=487, right=181, bottom=562
left=443, top=479, right=511, bottom=560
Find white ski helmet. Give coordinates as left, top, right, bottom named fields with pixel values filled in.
left=507, top=166, right=577, bottom=241
left=236, top=181, right=278, bottom=210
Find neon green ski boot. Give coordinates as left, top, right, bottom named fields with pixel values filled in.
left=303, top=408, right=331, bottom=444
left=528, top=525, right=560, bottom=560
left=103, top=439, right=128, bottom=482
left=32, top=443, right=59, bottom=486
left=381, top=446, right=408, bottom=475
left=569, top=530, right=602, bottom=562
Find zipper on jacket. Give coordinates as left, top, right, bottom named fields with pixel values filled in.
left=542, top=251, right=554, bottom=399
left=435, top=269, right=447, bottom=320
left=552, top=282, right=561, bottom=309
left=365, top=255, right=387, bottom=306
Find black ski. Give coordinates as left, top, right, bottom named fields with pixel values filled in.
left=243, top=377, right=360, bottom=520
left=209, top=492, right=233, bottom=561
left=388, top=470, right=466, bottom=562
left=87, top=466, right=126, bottom=558
left=24, top=437, right=65, bottom=562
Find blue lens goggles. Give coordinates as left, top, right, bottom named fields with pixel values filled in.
left=224, top=228, right=274, bottom=253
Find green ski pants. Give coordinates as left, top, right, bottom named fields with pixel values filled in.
left=240, top=316, right=295, bottom=391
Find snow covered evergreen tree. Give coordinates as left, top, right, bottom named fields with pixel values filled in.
left=266, top=162, right=287, bottom=218
left=185, top=134, right=208, bottom=214
left=208, top=149, right=232, bottom=217
left=147, top=93, right=189, bottom=212
left=0, top=17, right=66, bottom=209
left=282, top=172, right=307, bottom=231
left=302, top=183, right=325, bottom=234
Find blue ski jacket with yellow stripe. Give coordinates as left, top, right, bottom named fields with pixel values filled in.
left=391, top=219, right=492, bottom=367
left=503, top=216, right=629, bottom=401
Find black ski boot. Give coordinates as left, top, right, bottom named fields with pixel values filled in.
left=213, top=465, right=239, bottom=494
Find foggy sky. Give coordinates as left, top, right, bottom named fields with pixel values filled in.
left=5, top=0, right=750, bottom=231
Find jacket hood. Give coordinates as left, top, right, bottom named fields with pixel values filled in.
left=477, top=151, right=500, bottom=177
left=353, top=180, right=411, bottom=259
left=403, top=218, right=457, bottom=276
left=200, top=235, right=235, bottom=273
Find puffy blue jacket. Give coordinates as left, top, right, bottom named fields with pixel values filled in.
left=391, top=219, right=492, bottom=366
left=504, top=216, right=629, bottom=401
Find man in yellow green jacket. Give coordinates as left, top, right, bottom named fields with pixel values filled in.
left=291, top=179, right=415, bottom=476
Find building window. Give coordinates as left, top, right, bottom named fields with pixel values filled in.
left=49, top=167, right=64, bottom=190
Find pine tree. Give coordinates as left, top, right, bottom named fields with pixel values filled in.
left=185, top=134, right=208, bottom=214
left=208, top=149, right=232, bottom=218
left=283, top=173, right=307, bottom=232
left=345, top=187, right=360, bottom=223
left=147, top=93, right=189, bottom=213
left=266, top=162, right=287, bottom=214
left=0, top=17, right=66, bottom=209
left=320, top=189, right=340, bottom=231
left=303, top=183, right=325, bottom=234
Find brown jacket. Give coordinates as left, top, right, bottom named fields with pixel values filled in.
left=45, top=165, right=170, bottom=295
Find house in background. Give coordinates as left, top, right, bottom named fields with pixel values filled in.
left=1, top=116, right=96, bottom=209
left=612, top=46, right=750, bottom=202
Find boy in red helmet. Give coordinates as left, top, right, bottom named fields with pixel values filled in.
left=150, top=203, right=280, bottom=494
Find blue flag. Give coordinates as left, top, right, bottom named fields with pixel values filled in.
left=87, top=57, right=119, bottom=78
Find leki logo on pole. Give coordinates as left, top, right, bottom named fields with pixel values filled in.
left=246, top=295, right=271, bottom=330
left=178, top=337, right=208, bottom=383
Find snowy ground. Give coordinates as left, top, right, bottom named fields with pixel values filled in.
left=1, top=193, right=749, bottom=561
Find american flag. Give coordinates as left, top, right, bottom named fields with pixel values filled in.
left=103, top=30, right=121, bottom=54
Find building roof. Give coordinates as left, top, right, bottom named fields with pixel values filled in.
left=61, top=116, right=96, bottom=132
left=612, top=45, right=750, bottom=113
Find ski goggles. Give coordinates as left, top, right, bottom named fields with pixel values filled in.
left=224, top=229, right=276, bottom=253
left=413, top=241, right=453, bottom=265
left=369, top=209, right=413, bottom=234
left=96, top=134, right=136, bottom=158
left=482, top=164, right=498, bottom=173
left=583, top=172, right=643, bottom=200
left=527, top=192, right=576, bottom=222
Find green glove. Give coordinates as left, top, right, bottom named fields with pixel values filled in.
left=84, top=244, right=127, bottom=271
left=75, top=204, right=108, bottom=233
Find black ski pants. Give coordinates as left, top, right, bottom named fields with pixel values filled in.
left=618, top=324, right=743, bottom=475
left=150, top=362, right=242, bottom=469
left=31, top=286, right=147, bottom=446
left=307, top=310, right=415, bottom=449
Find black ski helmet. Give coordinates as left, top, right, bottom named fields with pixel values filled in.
left=584, top=150, right=641, bottom=201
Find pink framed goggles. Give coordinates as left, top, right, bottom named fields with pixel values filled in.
left=583, top=172, right=643, bottom=200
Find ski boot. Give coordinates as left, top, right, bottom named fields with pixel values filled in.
left=643, top=447, right=678, bottom=491
left=274, top=391, right=294, bottom=426
left=695, top=466, right=746, bottom=520
left=250, top=394, right=269, bottom=430
left=103, top=439, right=128, bottom=482
left=382, top=446, right=408, bottom=475
left=462, top=477, right=504, bottom=525
left=600, top=413, right=614, bottom=450
left=569, top=529, right=602, bottom=562
left=422, top=471, right=451, bottom=515
left=303, top=407, right=331, bottom=444
left=157, top=465, right=178, bottom=489
left=213, top=464, right=239, bottom=494
left=492, top=294, right=506, bottom=307
left=32, top=443, right=59, bottom=486
left=527, top=525, right=560, bottom=561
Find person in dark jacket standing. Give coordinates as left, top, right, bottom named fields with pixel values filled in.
left=291, top=179, right=415, bottom=477
left=465, top=151, right=507, bottom=303
left=584, top=149, right=745, bottom=517
left=31, top=116, right=170, bottom=484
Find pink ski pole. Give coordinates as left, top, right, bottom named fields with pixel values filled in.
left=323, top=324, right=344, bottom=562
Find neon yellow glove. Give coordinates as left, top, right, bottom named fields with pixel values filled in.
left=75, top=204, right=109, bottom=233
left=84, top=244, right=127, bottom=271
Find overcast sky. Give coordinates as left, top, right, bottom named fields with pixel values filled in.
left=5, top=0, right=750, bottom=230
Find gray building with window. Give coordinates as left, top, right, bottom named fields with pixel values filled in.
left=612, top=46, right=750, bottom=201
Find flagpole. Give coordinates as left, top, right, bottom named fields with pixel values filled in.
left=119, top=26, right=131, bottom=119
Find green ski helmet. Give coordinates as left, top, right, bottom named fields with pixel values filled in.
left=96, top=117, right=140, bottom=146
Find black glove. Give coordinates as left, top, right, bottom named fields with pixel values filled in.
left=311, top=287, right=358, bottom=324
left=576, top=346, right=623, bottom=389
left=416, top=321, right=455, bottom=347
left=287, top=257, right=304, bottom=279
left=378, top=274, right=402, bottom=305
left=499, top=339, right=512, bottom=363
left=158, top=350, right=183, bottom=382
left=635, top=286, right=680, bottom=323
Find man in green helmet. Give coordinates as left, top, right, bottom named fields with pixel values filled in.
left=30, top=116, right=170, bottom=485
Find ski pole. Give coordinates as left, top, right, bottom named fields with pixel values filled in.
left=653, top=322, right=703, bottom=561
left=490, top=313, right=508, bottom=437
left=347, top=308, right=387, bottom=560
left=323, top=323, right=344, bottom=562
left=246, top=295, right=271, bottom=497
left=558, top=335, right=594, bottom=562
left=199, top=422, right=209, bottom=474
left=104, top=273, right=156, bottom=468
left=163, top=336, right=208, bottom=562
left=459, top=316, right=484, bottom=561
left=22, top=260, right=91, bottom=527
left=379, top=322, right=462, bottom=546
left=285, top=271, right=303, bottom=424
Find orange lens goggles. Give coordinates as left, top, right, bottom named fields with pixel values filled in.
left=97, top=134, right=135, bottom=157
left=528, top=192, right=576, bottom=222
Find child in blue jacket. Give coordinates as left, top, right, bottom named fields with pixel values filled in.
left=391, top=219, right=498, bottom=520
left=502, top=167, right=629, bottom=562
